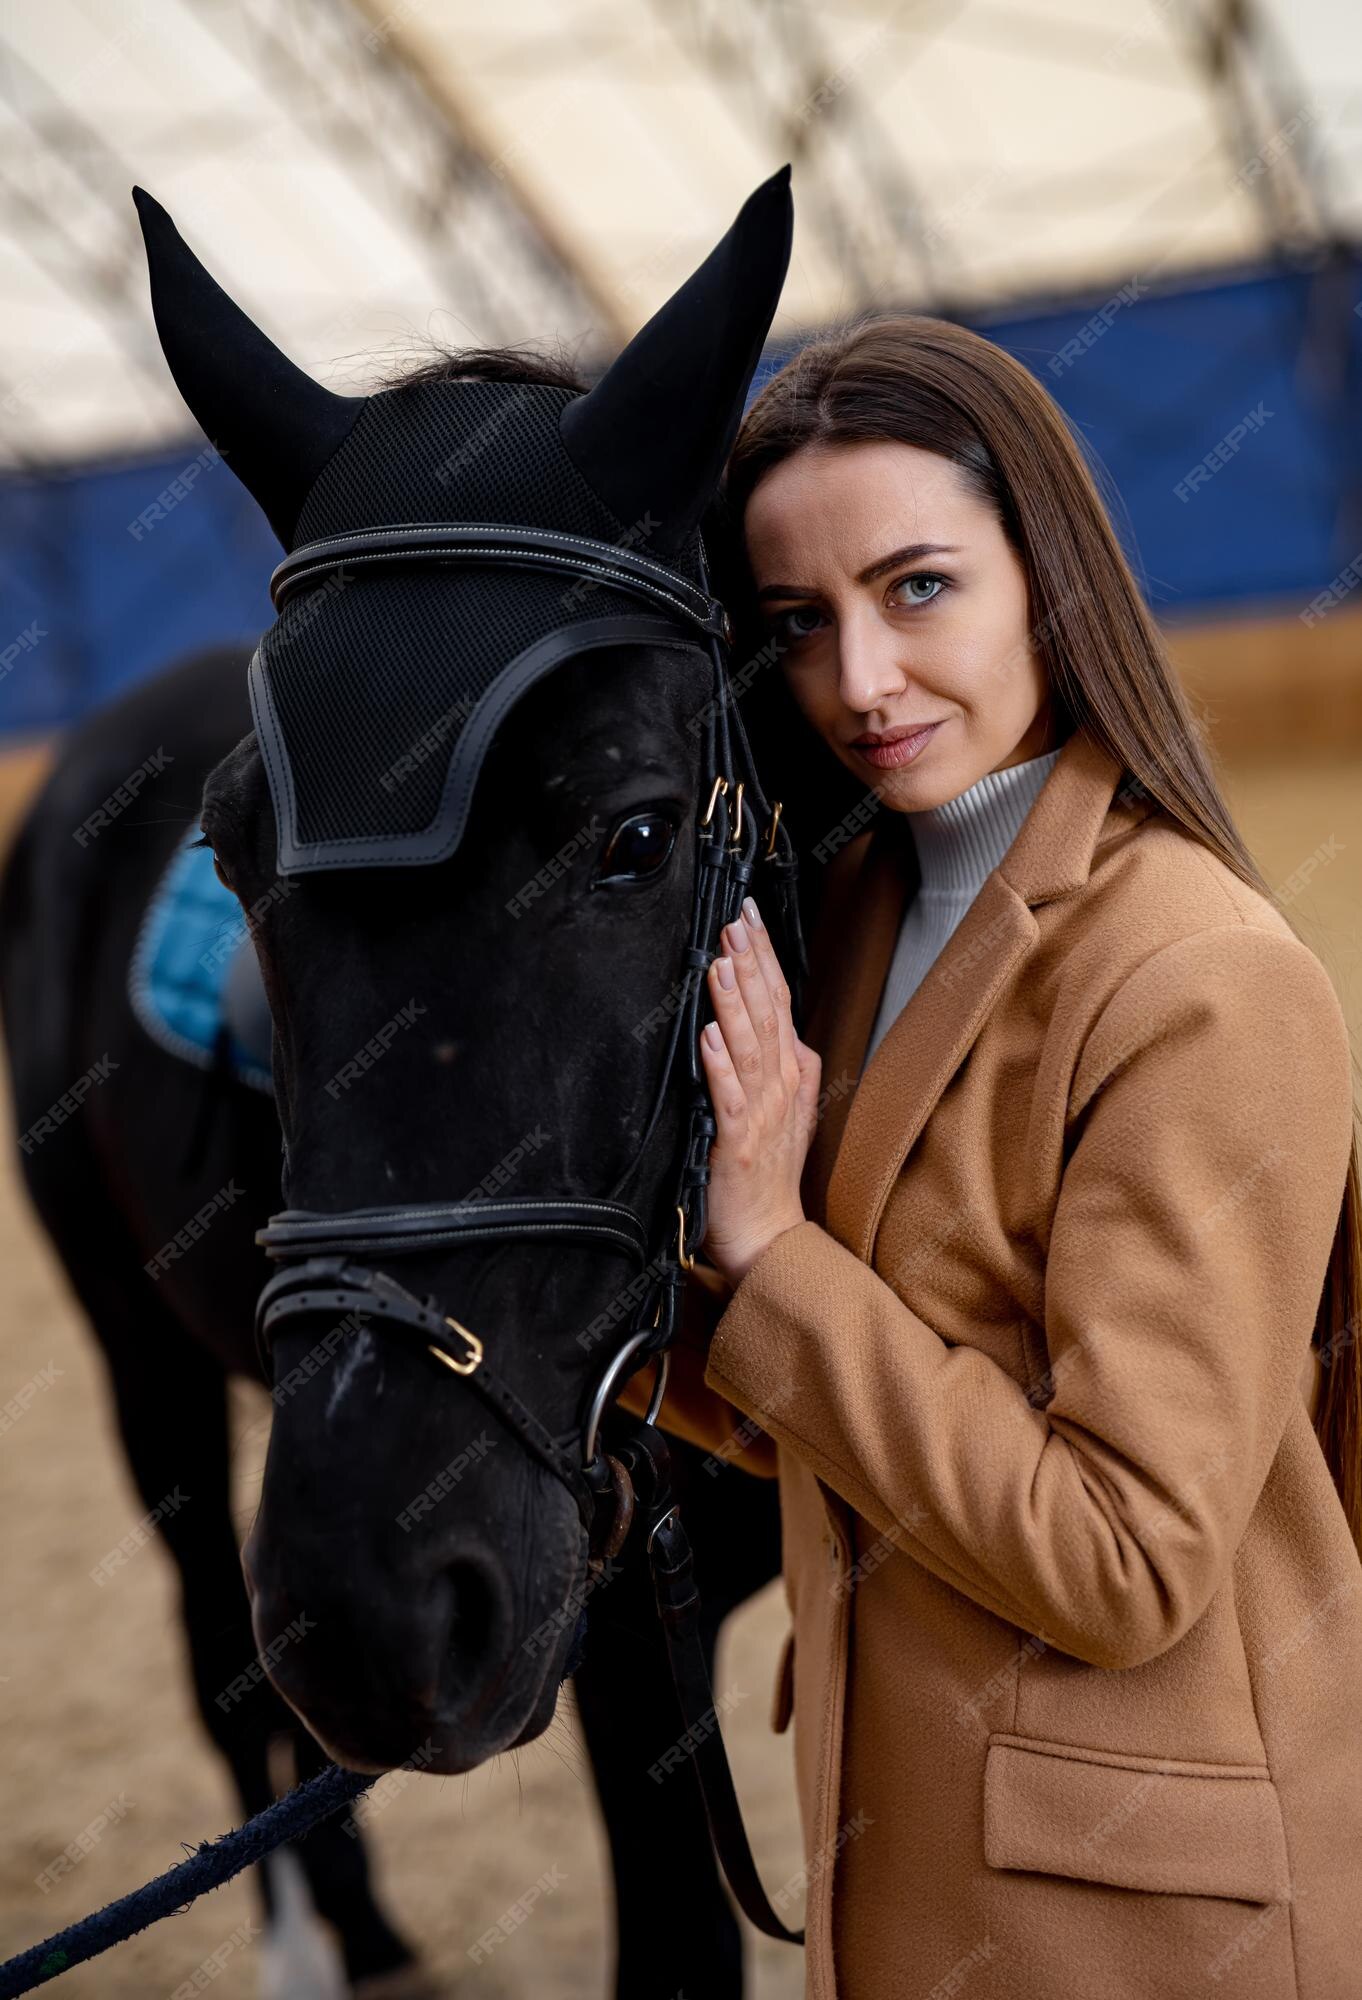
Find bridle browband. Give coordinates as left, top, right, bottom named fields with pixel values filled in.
left=252, top=518, right=808, bottom=1945
left=269, top=521, right=734, bottom=639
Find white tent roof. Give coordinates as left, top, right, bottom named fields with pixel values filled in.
left=2, top=0, right=1359, bottom=467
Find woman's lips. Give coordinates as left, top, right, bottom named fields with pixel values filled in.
left=851, top=720, right=943, bottom=769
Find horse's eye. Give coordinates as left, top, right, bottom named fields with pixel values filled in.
left=211, top=851, right=234, bottom=892
left=595, top=811, right=677, bottom=885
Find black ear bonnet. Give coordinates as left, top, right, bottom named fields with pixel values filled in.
left=133, top=168, right=794, bottom=873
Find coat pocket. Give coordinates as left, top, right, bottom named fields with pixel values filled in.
left=983, top=1732, right=1291, bottom=1904
left=770, top=1627, right=795, bottom=1735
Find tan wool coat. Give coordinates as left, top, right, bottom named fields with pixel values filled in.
left=618, top=724, right=1362, bottom=1999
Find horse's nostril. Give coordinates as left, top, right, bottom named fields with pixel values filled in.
left=441, top=1558, right=501, bottom=1682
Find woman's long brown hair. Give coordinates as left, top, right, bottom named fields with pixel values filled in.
left=722, top=312, right=1362, bottom=1551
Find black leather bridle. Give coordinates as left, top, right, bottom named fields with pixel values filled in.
left=252, top=520, right=808, bottom=1946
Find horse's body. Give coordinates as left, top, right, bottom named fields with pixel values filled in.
left=0, top=159, right=804, bottom=1993
left=0, top=643, right=782, bottom=1997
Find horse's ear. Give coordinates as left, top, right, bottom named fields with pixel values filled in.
left=559, top=164, right=794, bottom=559
left=132, top=186, right=363, bottom=551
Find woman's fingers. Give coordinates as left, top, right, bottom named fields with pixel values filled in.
left=697, top=896, right=819, bottom=1280
left=706, top=937, right=766, bottom=1107
left=736, top=895, right=802, bottom=1084
left=700, top=1014, right=748, bottom=1127
left=710, top=904, right=794, bottom=1091
left=702, top=896, right=805, bottom=1120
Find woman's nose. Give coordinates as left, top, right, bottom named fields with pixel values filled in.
left=837, top=609, right=908, bottom=713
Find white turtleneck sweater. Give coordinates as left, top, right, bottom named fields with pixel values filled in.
left=862, top=745, right=1064, bottom=1073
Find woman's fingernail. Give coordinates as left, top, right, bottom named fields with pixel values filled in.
left=728, top=918, right=750, bottom=953
left=716, top=955, right=735, bottom=989
left=742, top=896, right=764, bottom=930
left=703, top=1022, right=722, bottom=1050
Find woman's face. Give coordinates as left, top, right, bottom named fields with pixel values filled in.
left=742, top=438, right=1057, bottom=812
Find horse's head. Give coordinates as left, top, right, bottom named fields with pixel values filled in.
left=135, top=171, right=797, bottom=1772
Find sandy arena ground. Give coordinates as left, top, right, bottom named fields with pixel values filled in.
left=0, top=741, right=1357, bottom=1997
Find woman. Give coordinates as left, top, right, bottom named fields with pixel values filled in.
left=620, top=315, right=1362, bottom=1999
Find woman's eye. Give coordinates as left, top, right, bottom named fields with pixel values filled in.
left=890, top=571, right=948, bottom=607
left=595, top=811, right=678, bottom=886
left=771, top=604, right=828, bottom=644
left=768, top=577, right=945, bottom=644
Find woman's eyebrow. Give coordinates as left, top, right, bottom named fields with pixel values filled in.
left=755, top=542, right=963, bottom=600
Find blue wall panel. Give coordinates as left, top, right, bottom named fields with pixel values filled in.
left=0, top=447, right=275, bottom=736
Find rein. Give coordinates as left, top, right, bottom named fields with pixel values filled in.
left=253, top=520, right=808, bottom=1945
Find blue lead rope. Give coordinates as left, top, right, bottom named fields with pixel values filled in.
left=0, top=1763, right=374, bottom=1997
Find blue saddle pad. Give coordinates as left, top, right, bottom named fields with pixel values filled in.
left=128, top=824, right=274, bottom=1094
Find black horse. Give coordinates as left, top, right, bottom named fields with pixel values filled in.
left=1, top=170, right=806, bottom=1997
left=1, top=639, right=790, bottom=1996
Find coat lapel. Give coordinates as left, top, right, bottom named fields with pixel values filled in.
left=799, top=826, right=914, bottom=1227
left=812, top=728, right=1136, bottom=1262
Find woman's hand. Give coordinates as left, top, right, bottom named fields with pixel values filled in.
left=697, top=894, right=822, bottom=1289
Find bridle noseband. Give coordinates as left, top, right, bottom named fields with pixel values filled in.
left=251, top=519, right=808, bottom=1944
left=253, top=1209, right=669, bottom=1542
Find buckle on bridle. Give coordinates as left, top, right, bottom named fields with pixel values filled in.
left=428, top=1313, right=483, bottom=1376
left=700, top=773, right=728, bottom=828
left=727, top=780, right=744, bottom=848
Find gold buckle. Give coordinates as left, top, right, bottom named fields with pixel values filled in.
left=728, top=781, right=744, bottom=848
left=700, top=774, right=728, bottom=828
left=429, top=1314, right=483, bottom=1376
left=763, top=798, right=782, bottom=859
left=676, top=1204, right=694, bottom=1272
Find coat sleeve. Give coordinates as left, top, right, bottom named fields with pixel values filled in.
left=614, top=1258, right=779, bottom=1478
left=701, top=925, right=1356, bottom=1668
